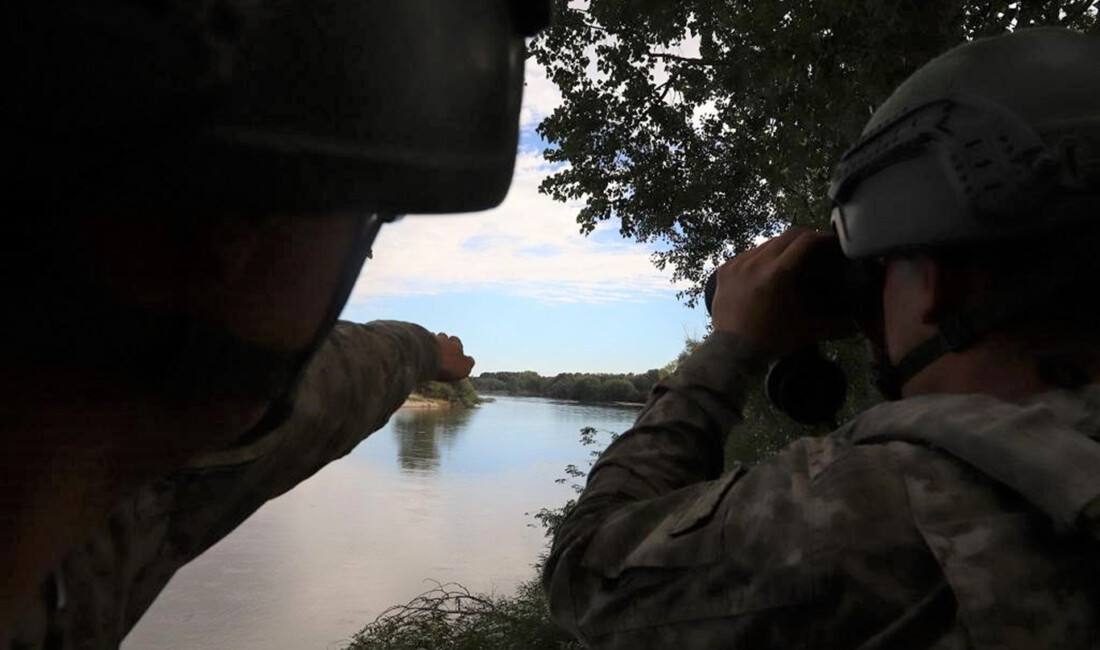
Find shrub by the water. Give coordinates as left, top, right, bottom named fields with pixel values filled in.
left=344, top=579, right=582, bottom=650
left=415, top=379, right=481, bottom=408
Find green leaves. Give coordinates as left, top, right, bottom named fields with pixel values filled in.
left=529, top=0, right=1097, bottom=305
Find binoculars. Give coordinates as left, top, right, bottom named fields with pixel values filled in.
left=702, top=240, right=857, bottom=425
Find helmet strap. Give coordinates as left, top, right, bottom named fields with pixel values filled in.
left=876, top=252, right=1095, bottom=399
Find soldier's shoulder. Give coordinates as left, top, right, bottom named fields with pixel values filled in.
left=773, top=426, right=941, bottom=486
left=724, top=433, right=925, bottom=542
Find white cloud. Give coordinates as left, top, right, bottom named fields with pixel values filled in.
left=348, top=23, right=712, bottom=307
left=349, top=152, right=685, bottom=304
left=519, top=57, right=563, bottom=130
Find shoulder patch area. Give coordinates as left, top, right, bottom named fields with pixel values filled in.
left=670, top=464, right=747, bottom=536
left=804, top=434, right=856, bottom=481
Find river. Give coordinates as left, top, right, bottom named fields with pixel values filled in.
left=122, top=396, right=641, bottom=650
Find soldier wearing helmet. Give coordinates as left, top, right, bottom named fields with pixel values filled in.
left=544, top=28, right=1100, bottom=648
left=2, top=0, right=548, bottom=646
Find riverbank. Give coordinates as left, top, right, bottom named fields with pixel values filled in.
left=400, top=393, right=497, bottom=410
left=399, top=394, right=450, bottom=409
left=122, top=395, right=641, bottom=650
left=478, top=393, right=643, bottom=409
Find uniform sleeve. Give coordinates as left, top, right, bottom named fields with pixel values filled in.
left=111, top=320, right=441, bottom=638
left=169, top=320, right=440, bottom=549
left=541, top=333, right=954, bottom=649
left=541, top=331, right=771, bottom=645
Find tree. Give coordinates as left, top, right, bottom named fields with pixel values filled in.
left=545, top=373, right=578, bottom=399
left=473, top=376, right=509, bottom=393
left=570, top=375, right=602, bottom=402
left=661, top=335, right=703, bottom=376
left=631, top=369, right=662, bottom=395
left=515, top=371, right=548, bottom=395
left=530, top=0, right=1097, bottom=305
left=599, top=377, right=637, bottom=402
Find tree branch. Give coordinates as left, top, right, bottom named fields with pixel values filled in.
left=580, top=20, right=609, bottom=33
left=645, top=51, right=714, bottom=66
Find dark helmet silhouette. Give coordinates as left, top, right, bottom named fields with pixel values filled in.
left=830, top=28, right=1100, bottom=259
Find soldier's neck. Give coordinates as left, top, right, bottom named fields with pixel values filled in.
left=901, top=336, right=1092, bottom=402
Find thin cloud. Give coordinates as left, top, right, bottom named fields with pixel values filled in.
left=349, top=151, right=684, bottom=305
left=348, top=37, right=702, bottom=306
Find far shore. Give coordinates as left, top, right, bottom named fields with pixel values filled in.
left=475, top=392, right=644, bottom=408
left=399, top=394, right=497, bottom=410
left=399, top=394, right=451, bottom=410
left=398, top=393, right=641, bottom=411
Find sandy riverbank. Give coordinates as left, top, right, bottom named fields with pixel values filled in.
left=399, top=394, right=451, bottom=409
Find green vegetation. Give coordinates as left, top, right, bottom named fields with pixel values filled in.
left=471, top=369, right=662, bottom=404
left=344, top=579, right=581, bottom=650
left=413, top=379, right=481, bottom=408
left=531, top=0, right=1096, bottom=306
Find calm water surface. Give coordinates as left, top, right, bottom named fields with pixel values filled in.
left=123, top=396, right=640, bottom=650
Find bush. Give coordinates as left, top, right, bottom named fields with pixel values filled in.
left=416, top=379, right=480, bottom=408
left=344, top=579, right=582, bottom=650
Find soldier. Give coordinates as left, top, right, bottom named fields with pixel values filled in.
left=2, top=0, right=547, bottom=646
left=544, top=28, right=1100, bottom=648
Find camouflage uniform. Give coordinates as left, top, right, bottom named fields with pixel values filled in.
left=11, top=320, right=440, bottom=650
left=544, top=332, right=1100, bottom=649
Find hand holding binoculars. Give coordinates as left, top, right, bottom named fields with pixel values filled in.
left=703, top=237, right=859, bottom=425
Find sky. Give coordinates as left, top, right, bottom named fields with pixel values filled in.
left=340, top=48, right=711, bottom=376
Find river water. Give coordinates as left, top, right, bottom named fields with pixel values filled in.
left=122, top=396, right=641, bottom=650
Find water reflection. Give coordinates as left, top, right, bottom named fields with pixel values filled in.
left=123, top=397, right=641, bottom=650
left=391, top=407, right=475, bottom=472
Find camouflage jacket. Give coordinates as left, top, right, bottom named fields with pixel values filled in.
left=12, top=320, right=440, bottom=650
left=544, top=331, right=1100, bottom=649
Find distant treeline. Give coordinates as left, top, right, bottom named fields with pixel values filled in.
left=470, top=370, right=664, bottom=404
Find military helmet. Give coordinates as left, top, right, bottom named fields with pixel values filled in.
left=827, top=28, right=1100, bottom=398
left=8, top=0, right=549, bottom=215
left=3, top=0, right=549, bottom=422
left=829, top=28, right=1100, bottom=260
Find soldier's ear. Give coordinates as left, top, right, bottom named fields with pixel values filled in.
left=925, top=253, right=988, bottom=325
left=921, top=255, right=950, bottom=325
left=883, top=254, right=941, bottom=327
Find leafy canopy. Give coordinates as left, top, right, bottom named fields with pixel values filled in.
left=530, top=0, right=1098, bottom=305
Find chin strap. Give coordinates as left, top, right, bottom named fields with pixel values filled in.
left=878, top=247, right=1099, bottom=399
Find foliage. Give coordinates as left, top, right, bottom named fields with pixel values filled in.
left=415, top=379, right=481, bottom=408
left=473, top=376, right=510, bottom=393
left=630, top=368, right=662, bottom=394
left=530, top=0, right=1098, bottom=305
left=660, top=335, right=703, bottom=376
left=531, top=426, right=619, bottom=545
left=472, top=370, right=661, bottom=403
left=724, top=336, right=883, bottom=464
left=344, top=579, right=582, bottom=650
left=599, top=377, right=637, bottom=402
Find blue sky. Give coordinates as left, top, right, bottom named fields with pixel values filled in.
left=340, top=56, right=711, bottom=376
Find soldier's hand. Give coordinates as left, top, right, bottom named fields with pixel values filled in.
left=434, top=333, right=475, bottom=382
left=711, top=228, right=854, bottom=359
